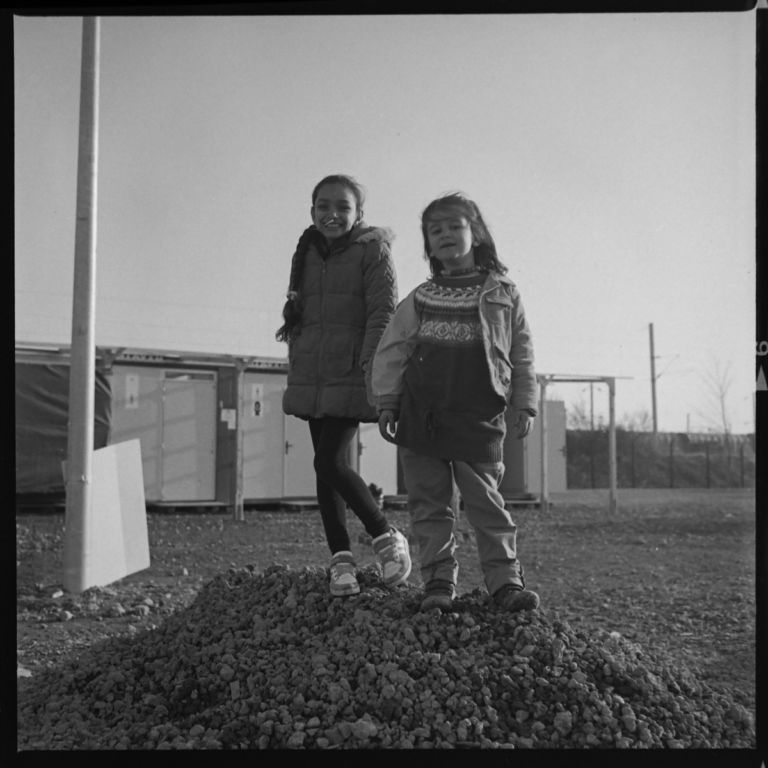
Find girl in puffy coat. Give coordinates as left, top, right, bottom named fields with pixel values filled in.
left=372, top=192, right=540, bottom=614
left=276, top=174, right=411, bottom=597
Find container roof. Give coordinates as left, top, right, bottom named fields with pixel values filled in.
left=15, top=341, right=288, bottom=372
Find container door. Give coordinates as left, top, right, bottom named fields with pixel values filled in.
left=110, top=365, right=164, bottom=502
left=242, top=374, right=284, bottom=500
left=525, top=400, right=567, bottom=494
left=357, top=422, right=398, bottom=497
left=161, top=371, right=217, bottom=501
left=546, top=401, right=568, bottom=492
left=282, top=413, right=316, bottom=498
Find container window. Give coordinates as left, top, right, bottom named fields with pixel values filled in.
left=163, top=371, right=216, bottom=381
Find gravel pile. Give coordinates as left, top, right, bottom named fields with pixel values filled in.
left=17, top=563, right=756, bottom=750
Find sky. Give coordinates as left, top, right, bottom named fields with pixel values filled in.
left=13, top=11, right=757, bottom=434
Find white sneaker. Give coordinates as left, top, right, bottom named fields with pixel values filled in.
left=372, top=528, right=412, bottom=586
left=329, top=552, right=360, bottom=597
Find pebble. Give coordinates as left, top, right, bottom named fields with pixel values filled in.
left=553, top=711, right=573, bottom=735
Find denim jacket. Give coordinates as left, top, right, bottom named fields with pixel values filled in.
left=371, top=271, right=538, bottom=415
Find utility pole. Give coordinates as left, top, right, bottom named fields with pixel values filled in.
left=608, top=378, right=617, bottom=514
left=63, top=17, right=100, bottom=593
left=589, top=383, right=595, bottom=489
left=539, top=377, right=549, bottom=514
left=649, top=323, right=658, bottom=434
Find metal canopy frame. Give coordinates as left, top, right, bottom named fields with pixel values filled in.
left=538, top=373, right=631, bottom=514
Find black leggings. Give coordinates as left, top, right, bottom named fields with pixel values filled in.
left=308, top=417, right=390, bottom=555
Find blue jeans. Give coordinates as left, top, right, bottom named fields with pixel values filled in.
left=399, top=446, right=524, bottom=595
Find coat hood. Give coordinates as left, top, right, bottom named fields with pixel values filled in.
left=351, top=223, right=396, bottom=247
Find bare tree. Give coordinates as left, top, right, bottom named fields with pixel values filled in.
left=696, top=357, right=734, bottom=454
left=566, top=396, right=592, bottom=430
left=619, top=408, right=653, bottom=432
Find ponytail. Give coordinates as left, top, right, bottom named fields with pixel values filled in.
left=275, top=226, right=316, bottom=343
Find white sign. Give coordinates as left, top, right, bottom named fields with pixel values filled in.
left=63, top=439, right=150, bottom=590
left=220, top=408, right=237, bottom=430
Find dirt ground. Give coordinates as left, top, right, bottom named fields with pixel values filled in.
left=16, top=487, right=757, bottom=718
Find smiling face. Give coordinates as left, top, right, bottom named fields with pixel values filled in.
left=311, top=183, right=361, bottom=241
left=425, top=212, right=477, bottom=273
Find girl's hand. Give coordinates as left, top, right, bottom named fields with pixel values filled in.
left=515, top=411, right=534, bottom=439
left=378, top=410, right=399, bottom=443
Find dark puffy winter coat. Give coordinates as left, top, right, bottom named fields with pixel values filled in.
left=282, top=223, right=397, bottom=422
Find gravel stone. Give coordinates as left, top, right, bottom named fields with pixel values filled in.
left=16, top=563, right=757, bottom=750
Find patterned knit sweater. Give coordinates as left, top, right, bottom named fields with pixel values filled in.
left=395, top=272, right=508, bottom=463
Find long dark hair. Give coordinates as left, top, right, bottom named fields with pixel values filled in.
left=275, top=174, right=366, bottom=343
left=421, top=192, right=508, bottom=278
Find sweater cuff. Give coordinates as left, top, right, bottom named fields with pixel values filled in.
left=377, top=395, right=401, bottom=413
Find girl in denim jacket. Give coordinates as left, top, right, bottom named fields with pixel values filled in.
left=371, top=193, right=539, bottom=613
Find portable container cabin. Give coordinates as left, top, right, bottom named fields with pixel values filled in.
left=16, top=343, right=566, bottom=509
left=15, top=343, right=317, bottom=507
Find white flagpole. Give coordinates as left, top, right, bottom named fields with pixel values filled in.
left=63, top=16, right=100, bottom=593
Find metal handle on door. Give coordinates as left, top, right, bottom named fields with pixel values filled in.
left=285, top=440, right=293, bottom=454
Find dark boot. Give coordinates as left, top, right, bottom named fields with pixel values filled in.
left=420, top=579, right=455, bottom=611
left=493, top=584, right=540, bottom=612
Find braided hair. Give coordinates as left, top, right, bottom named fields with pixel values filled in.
left=275, top=226, right=316, bottom=343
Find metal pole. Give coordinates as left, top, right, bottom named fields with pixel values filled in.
left=669, top=437, right=675, bottom=488
left=589, top=381, right=595, bottom=488
left=649, top=323, right=658, bottom=434
left=63, top=17, right=100, bottom=594
left=539, top=377, right=549, bottom=513
left=233, top=359, right=248, bottom=521
left=706, top=443, right=711, bottom=488
left=740, top=440, right=744, bottom=488
left=608, top=378, right=617, bottom=513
